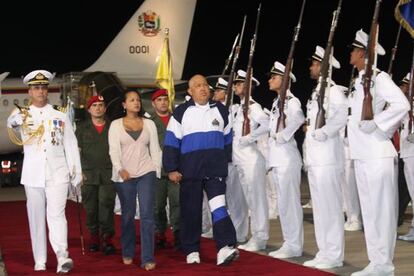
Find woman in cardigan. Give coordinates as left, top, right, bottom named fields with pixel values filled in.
left=108, top=90, right=161, bottom=271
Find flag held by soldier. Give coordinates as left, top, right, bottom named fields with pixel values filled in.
left=156, top=28, right=175, bottom=112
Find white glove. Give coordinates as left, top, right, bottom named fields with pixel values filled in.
left=275, top=132, right=287, bottom=144
left=343, top=137, right=349, bottom=146
left=359, top=120, right=377, bottom=134
left=7, top=113, right=24, bottom=128
left=312, top=129, right=328, bottom=142
left=71, top=173, right=83, bottom=188
left=407, top=133, right=414, bottom=143
left=239, top=135, right=254, bottom=147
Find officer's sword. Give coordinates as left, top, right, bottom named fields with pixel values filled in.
left=70, top=173, right=85, bottom=255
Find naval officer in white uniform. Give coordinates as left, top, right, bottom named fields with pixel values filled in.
left=302, top=46, right=347, bottom=269
left=232, top=70, right=270, bottom=252
left=7, top=70, right=82, bottom=273
left=266, top=61, right=305, bottom=259
left=347, top=30, right=410, bottom=276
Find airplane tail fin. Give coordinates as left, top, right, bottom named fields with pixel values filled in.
left=84, top=0, right=197, bottom=82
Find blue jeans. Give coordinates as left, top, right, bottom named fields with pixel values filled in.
left=115, top=171, right=155, bottom=266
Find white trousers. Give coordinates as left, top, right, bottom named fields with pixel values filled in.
left=235, top=160, right=269, bottom=242
left=403, top=157, right=414, bottom=227
left=308, top=165, right=344, bottom=263
left=24, top=177, right=69, bottom=265
left=271, top=165, right=303, bottom=252
left=266, top=171, right=278, bottom=219
left=354, top=158, right=397, bottom=270
left=341, top=159, right=361, bottom=222
left=226, top=163, right=249, bottom=241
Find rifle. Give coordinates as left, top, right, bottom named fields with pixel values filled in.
left=276, top=0, right=306, bottom=132
left=221, top=33, right=239, bottom=76
left=242, top=4, right=261, bottom=136
left=225, top=16, right=247, bottom=108
left=387, top=25, right=402, bottom=77
left=315, top=0, right=342, bottom=129
left=408, top=42, right=414, bottom=134
left=344, top=66, right=356, bottom=138
left=361, top=0, right=382, bottom=121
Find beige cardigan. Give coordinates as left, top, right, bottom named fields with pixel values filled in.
left=108, top=117, right=161, bottom=182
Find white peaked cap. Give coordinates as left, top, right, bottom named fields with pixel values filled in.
left=234, top=69, right=260, bottom=86
left=402, top=72, right=411, bottom=84
left=215, top=77, right=228, bottom=90
left=23, top=70, right=54, bottom=85
left=352, top=29, right=385, bottom=56
left=312, top=45, right=341, bottom=69
left=270, top=61, right=296, bottom=83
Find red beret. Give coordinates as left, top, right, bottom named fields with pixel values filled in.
left=87, top=95, right=104, bottom=109
left=151, top=89, right=168, bottom=101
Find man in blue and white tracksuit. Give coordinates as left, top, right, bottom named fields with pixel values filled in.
left=163, top=74, right=238, bottom=266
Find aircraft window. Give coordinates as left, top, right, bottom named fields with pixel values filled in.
left=24, top=99, right=29, bottom=106
left=3, top=99, right=9, bottom=106
left=13, top=99, right=19, bottom=105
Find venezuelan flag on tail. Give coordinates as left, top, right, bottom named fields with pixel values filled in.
left=156, top=29, right=175, bottom=112
left=395, top=0, right=414, bottom=37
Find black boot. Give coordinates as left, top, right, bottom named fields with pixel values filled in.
left=173, top=230, right=181, bottom=251
left=101, top=234, right=116, bottom=255
left=89, top=233, right=100, bottom=252
left=155, top=232, right=167, bottom=249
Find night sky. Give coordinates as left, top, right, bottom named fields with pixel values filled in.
left=0, top=0, right=412, bottom=109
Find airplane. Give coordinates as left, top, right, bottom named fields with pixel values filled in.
left=0, top=0, right=197, bottom=184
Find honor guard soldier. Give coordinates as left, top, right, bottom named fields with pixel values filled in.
left=75, top=95, right=116, bottom=255
left=303, top=47, right=347, bottom=269
left=213, top=77, right=229, bottom=104
left=150, top=89, right=181, bottom=250
left=232, top=69, right=270, bottom=252
left=7, top=70, right=82, bottom=273
left=163, top=74, right=238, bottom=265
left=348, top=30, right=409, bottom=276
left=266, top=62, right=305, bottom=259
left=398, top=73, right=414, bottom=241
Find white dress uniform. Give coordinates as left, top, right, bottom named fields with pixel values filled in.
left=304, top=81, right=347, bottom=266
left=341, top=130, right=361, bottom=230
left=7, top=103, right=81, bottom=271
left=233, top=98, right=269, bottom=250
left=267, top=90, right=304, bottom=257
left=348, top=69, right=409, bottom=273
left=225, top=104, right=249, bottom=242
left=398, top=72, right=414, bottom=240
left=399, top=113, right=414, bottom=234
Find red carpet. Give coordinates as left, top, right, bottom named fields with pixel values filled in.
left=0, top=201, right=334, bottom=275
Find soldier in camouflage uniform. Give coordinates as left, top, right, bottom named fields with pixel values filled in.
left=151, top=89, right=180, bottom=250
left=75, top=95, right=116, bottom=255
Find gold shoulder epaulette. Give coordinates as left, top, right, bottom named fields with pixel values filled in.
left=53, top=105, right=67, bottom=113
